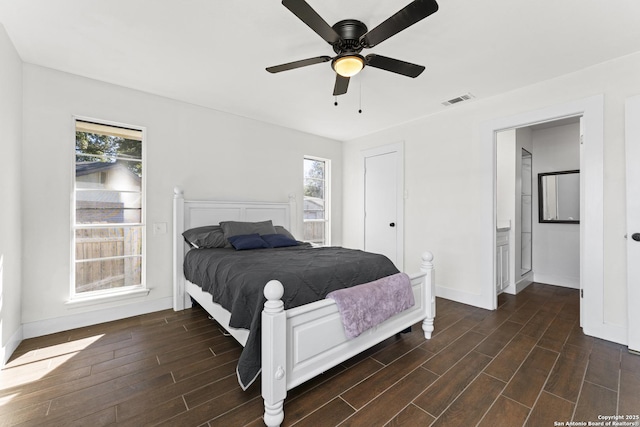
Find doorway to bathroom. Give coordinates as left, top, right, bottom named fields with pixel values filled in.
left=496, top=117, right=581, bottom=297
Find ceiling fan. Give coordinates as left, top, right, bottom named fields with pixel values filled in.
left=266, top=0, right=439, bottom=96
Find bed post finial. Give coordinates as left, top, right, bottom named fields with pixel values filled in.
left=174, top=187, right=184, bottom=198
left=264, top=280, right=285, bottom=312
left=421, top=251, right=434, bottom=268
left=262, top=280, right=286, bottom=426
left=420, top=251, right=436, bottom=339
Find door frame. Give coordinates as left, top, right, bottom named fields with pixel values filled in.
left=362, top=142, right=405, bottom=270
left=625, top=95, right=640, bottom=352
left=483, top=95, right=625, bottom=344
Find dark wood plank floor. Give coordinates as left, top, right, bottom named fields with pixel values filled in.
left=2, top=283, right=639, bottom=426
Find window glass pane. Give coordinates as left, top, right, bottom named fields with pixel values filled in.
left=303, top=198, right=325, bottom=220
left=76, top=191, right=141, bottom=224
left=76, top=131, right=142, bottom=161
left=75, top=227, right=142, bottom=260
left=304, top=159, right=324, bottom=179
left=76, top=160, right=142, bottom=190
left=303, top=221, right=325, bottom=244
left=75, top=256, right=142, bottom=293
left=304, top=178, right=324, bottom=199
left=303, top=156, right=329, bottom=246
left=74, top=120, right=144, bottom=296
left=304, top=159, right=325, bottom=224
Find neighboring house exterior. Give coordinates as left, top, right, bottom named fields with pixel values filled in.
left=303, top=197, right=324, bottom=220
left=75, top=161, right=141, bottom=224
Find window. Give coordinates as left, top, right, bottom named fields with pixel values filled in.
left=72, top=120, right=144, bottom=297
left=303, top=156, right=330, bottom=245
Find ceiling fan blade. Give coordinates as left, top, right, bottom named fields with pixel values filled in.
left=266, top=56, right=332, bottom=73
left=360, top=0, right=439, bottom=48
left=282, top=0, right=342, bottom=45
left=333, top=74, right=350, bottom=96
left=365, top=54, right=425, bottom=78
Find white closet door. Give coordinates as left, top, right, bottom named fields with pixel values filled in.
left=363, top=143, right=404, bottom=268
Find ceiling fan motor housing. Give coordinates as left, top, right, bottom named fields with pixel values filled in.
left=331, top=19, right=368, bottom=54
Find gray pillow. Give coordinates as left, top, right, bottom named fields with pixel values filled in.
left=275, top=225, right=296, bottom=240
left=220, top=220, right=277, bottom=239
left=182, top=225, right=227, bottom=249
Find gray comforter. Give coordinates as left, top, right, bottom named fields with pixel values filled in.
left=183, top=244, right=399, bottom=389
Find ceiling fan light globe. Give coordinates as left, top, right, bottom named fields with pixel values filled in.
left=333, top=55, right=364, bottom=77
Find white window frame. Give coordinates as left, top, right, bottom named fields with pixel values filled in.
left=303, top=155, right=331, bottom=246
left=69, top=117, right=147, bottom=302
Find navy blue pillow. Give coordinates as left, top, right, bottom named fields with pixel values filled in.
left=261, top=233, right=299, bottom=248
left=227, top=234, right=270, bottom=250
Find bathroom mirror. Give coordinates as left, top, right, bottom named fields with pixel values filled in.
left=538, top=170, right=580, bottom=223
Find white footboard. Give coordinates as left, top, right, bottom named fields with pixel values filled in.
left=261, top=252, right=435, bottom=427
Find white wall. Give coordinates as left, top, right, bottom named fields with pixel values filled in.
left=0, top=24, right=23, bottom=364
left=496, top=130, right=516, bottom=230
left=20, top=64, right=343, bottom=336
left=343, top=51, right=640, bottom=340
left=532, top=122, right=581, bottom=288
left=496, top=129, right=516, bottom=287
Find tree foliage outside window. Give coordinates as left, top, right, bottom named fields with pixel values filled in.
left=304, top=159, right=324, bottom=199
left=76, top=131, right=142, bottom=176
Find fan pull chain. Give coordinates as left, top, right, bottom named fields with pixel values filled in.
left=331, top=85, right=364, bottom=112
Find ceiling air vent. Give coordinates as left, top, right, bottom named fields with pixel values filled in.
left=442, top=93, right=475, bottom=106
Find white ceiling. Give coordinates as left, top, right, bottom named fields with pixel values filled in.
left=1, top=0, right=639, bottom=141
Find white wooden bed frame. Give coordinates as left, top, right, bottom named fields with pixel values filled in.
left=172, top=188, right=436, bottom=426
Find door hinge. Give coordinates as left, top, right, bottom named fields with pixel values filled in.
left=580, top=135, right=584, bottom=145
left=581, top=289, right=584, bottom=298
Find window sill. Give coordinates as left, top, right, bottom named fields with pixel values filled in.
left=65, top=288, right=151, bottom=308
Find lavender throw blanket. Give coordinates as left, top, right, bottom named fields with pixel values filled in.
left=326, top=272, right=414, bottom=339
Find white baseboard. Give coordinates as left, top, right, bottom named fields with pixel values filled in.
left=22, top=297, right=173, bottom=339
left=503, top=274, right=533, bottom=295
left=533, top=273, right=580, bottom=289
left=436, top=285, right=493, bottom=310
left=1, top=325, right=24, bottom=368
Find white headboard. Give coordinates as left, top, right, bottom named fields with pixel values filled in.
left=183, top=200, right=292, bottom=230
left=172, top=187, right=297, bottom=310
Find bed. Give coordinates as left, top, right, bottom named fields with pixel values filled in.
left=172, top=188, right=436, bottom=426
